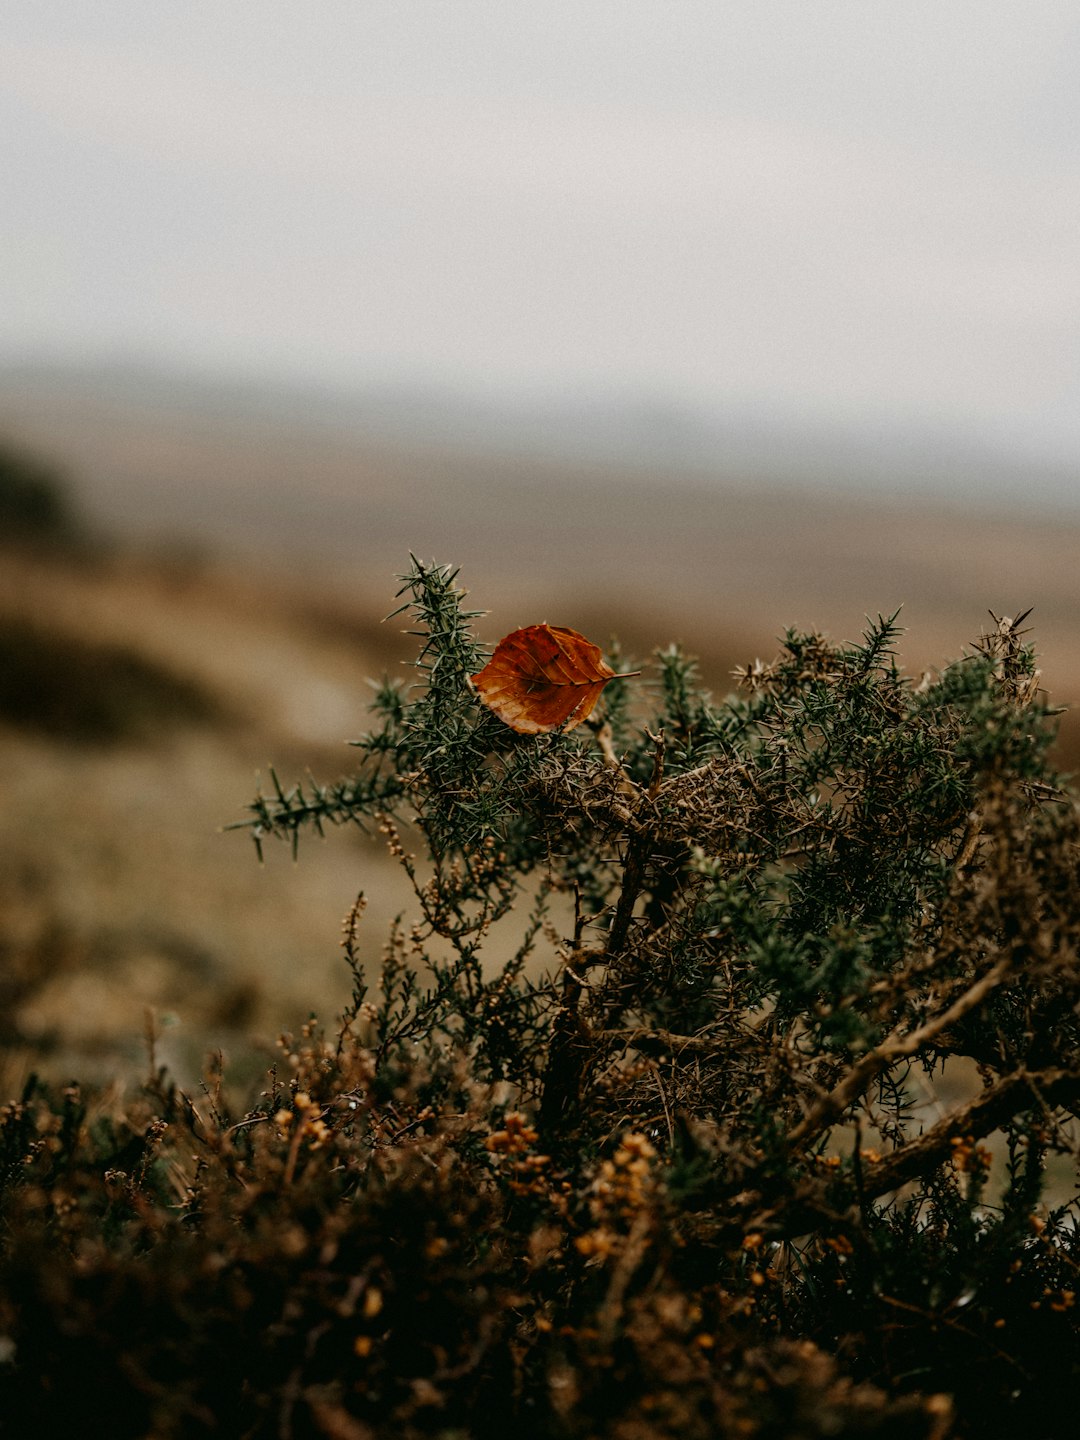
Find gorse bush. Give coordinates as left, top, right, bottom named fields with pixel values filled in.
left=1, top=557, right=1079, bottom=1439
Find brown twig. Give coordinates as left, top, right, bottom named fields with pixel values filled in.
left=787, top=956, right=1013, bottom=1149
left=860, top=1066, right=1080, bottom=1203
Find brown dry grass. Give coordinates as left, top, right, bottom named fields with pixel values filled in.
left=0, top=543, right=416, bottom=1089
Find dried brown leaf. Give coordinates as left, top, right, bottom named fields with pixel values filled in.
left=471, top=624, right=637, bottom=735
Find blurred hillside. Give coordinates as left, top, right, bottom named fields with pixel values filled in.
left=1, top=365, right=1078, bottom=1086
left=4, top=364, right=1078, bottom=683
left=0, top=539, right=419, bottom=1091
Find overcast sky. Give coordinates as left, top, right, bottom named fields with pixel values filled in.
left=3, top=2, right=1080, bottom=467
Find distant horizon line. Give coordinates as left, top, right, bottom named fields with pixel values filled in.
left=2, top=345, right=1078, bottom=513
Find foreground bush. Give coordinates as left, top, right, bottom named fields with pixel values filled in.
left=1, top=559, right=1078, bottom=1438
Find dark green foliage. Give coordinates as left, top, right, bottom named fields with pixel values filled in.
left=2, top=559, right=1079, bottom=1438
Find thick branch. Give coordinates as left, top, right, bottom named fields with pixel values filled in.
left=734, top=1065, right=1080, bottom=1243
left=787, top=956, right=1012, bottom=1149
left=861, top=1065, right=1080, bottom=1200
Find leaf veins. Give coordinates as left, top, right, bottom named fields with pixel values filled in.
left=471, top=624, right=638, bottom=735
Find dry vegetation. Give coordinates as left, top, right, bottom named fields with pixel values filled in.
left=2, top=555, right=1079, bottom=1438
left=2, top=400, right=1080, bottom=1437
